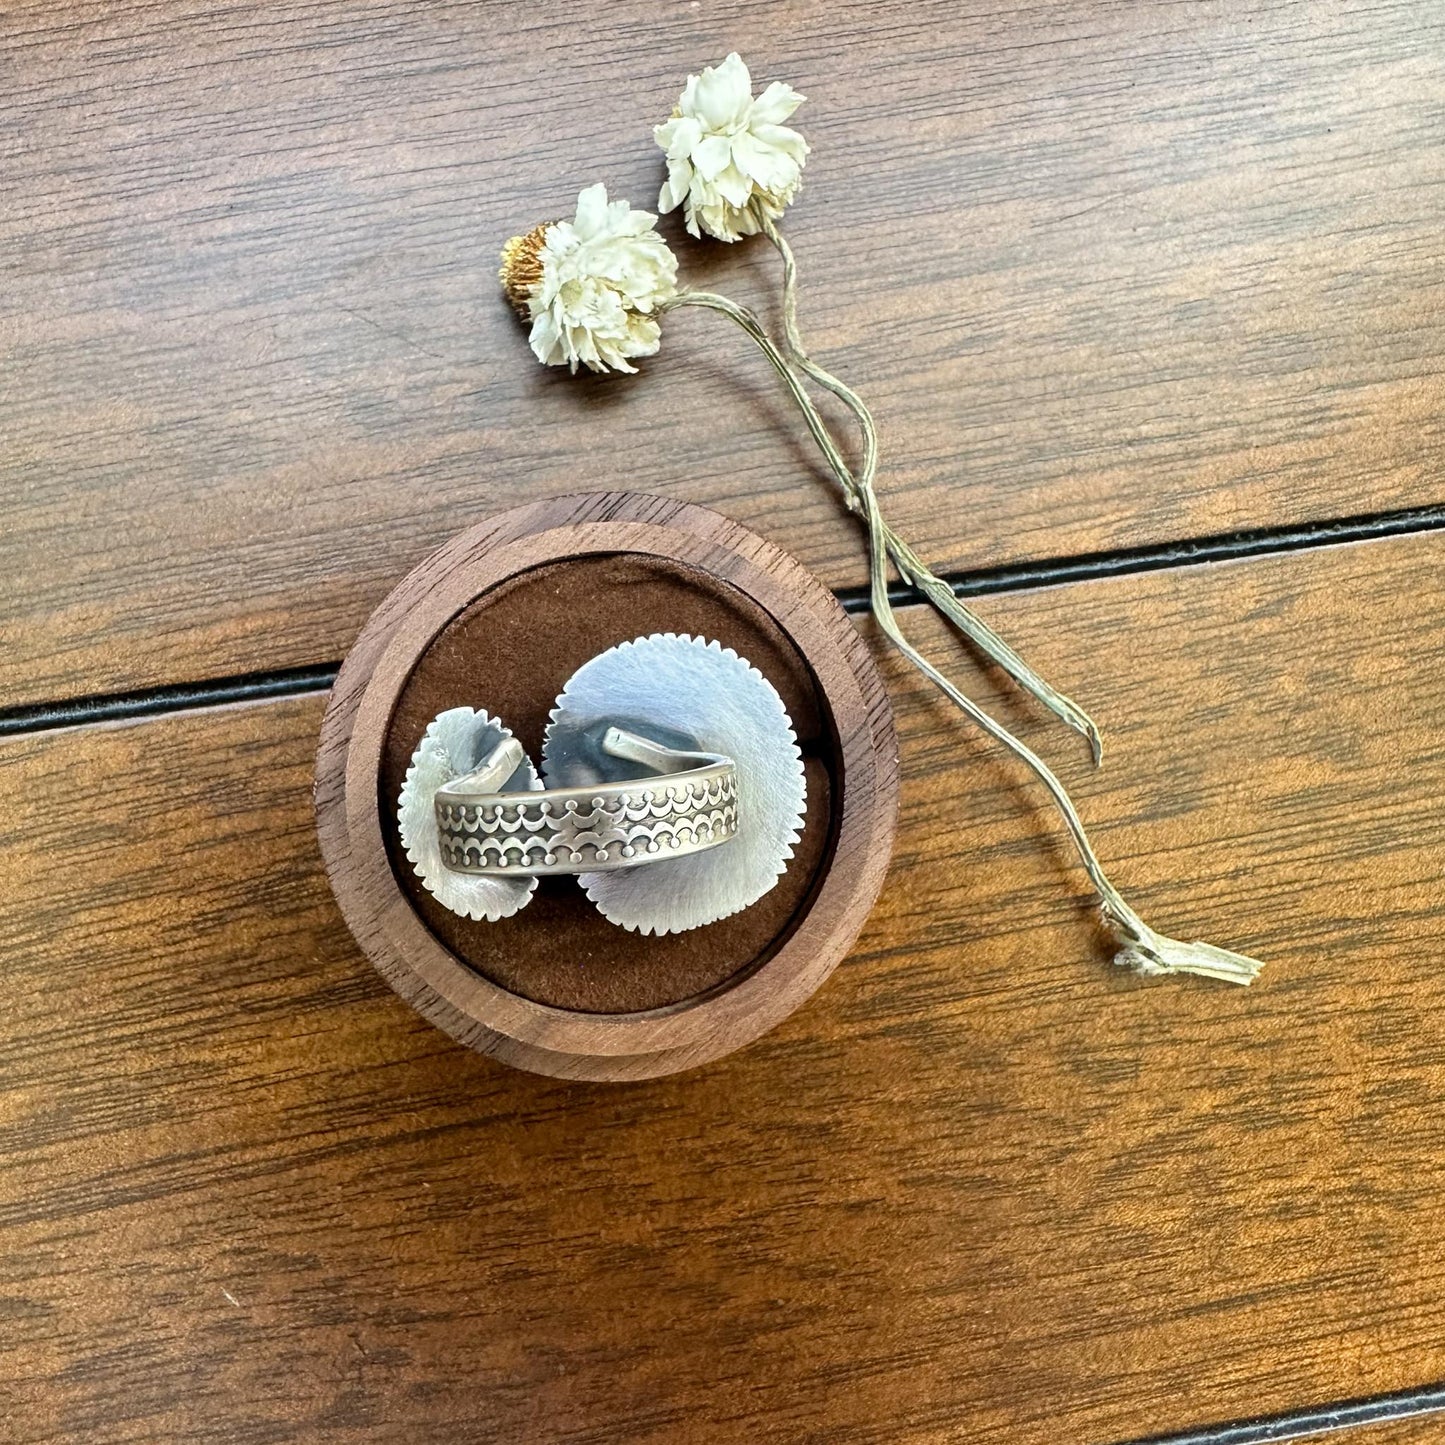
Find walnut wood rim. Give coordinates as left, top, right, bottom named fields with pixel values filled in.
left=314, top=492, right=899, bottom=1080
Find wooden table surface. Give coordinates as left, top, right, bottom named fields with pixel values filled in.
left=3, top=2, right=1443, bottom=1442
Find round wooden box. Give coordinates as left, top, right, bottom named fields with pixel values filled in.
left=315, top=492, right=899, bottom=1080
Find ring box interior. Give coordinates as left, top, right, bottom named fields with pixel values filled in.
left=379, top=553, right=840, bottom=1015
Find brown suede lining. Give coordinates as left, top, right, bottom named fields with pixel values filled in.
left=378, top=553, right=839, bottom=1015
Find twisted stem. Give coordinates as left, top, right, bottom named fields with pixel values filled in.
left=662, top=286, right=1262, bottom=984
left=755, top=210, right=1102, bottom=765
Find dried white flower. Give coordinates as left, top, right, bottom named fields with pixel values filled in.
left=654, top=52, right=809, bottom=243
left=500, top=183, right=678, bottom=374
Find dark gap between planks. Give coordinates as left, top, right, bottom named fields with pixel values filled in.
left=1118, top=1380, right=1445, bottom=1445
left=5, top=503, right=1441, bottom=739
left=838, top=501, right=1445, bottom=612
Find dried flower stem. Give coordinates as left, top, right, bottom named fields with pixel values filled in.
left=663, top=286, right=1263, bottom=984
left=661, top=290, right=858, bottom=488
left=755, top=213, right=1102, bottom=764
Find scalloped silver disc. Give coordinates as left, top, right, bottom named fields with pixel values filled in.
left=397, top=707, right=542, bottom=921
left=542, top=634, right=807, bottom=935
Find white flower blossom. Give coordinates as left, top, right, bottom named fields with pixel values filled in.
left=502, top=183, right=678, bottom=374
left=654, top=52, right=809, bottom=242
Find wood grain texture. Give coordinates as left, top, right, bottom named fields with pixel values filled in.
left=4, top=0, right=1443, bottom=706
left=3, top=534, right=1444, bottom=1443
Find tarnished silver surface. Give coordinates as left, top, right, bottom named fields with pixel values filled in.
left=435, top=726, right=739, bottom=876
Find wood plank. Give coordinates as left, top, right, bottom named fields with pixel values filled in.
left=1, top=535, right=1443, bottom=1443
left=3, top=0, right=1442, bottom=706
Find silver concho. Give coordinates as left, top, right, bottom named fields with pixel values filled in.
left=543, top=633, right=807, bottom=935
left=397, top=708, right=542, bottom=922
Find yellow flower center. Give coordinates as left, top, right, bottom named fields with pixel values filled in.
left=498, top=223, right=553, bottom=317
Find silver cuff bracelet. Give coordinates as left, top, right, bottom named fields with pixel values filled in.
left=435, top=725, right=739, bottom=877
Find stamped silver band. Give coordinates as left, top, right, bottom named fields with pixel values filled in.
left=435, top=726, right=739, bottom=876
